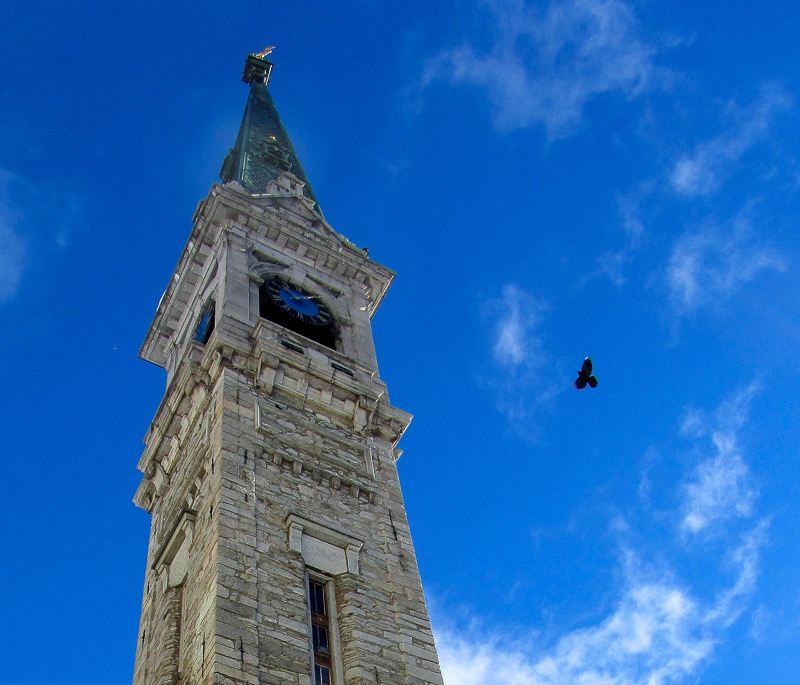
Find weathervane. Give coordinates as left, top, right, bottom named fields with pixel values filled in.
left=254, top=45, right=275, bottom=60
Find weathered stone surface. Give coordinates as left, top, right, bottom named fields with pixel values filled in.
left=132, top=178, right=443, bottom=685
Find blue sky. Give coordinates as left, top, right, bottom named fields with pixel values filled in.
left=1, top=1, right=799, bottom=683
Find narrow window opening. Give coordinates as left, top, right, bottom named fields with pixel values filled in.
left=193, top=300, right=216, bottom=344
left=309, top=578, right=334, bottom=685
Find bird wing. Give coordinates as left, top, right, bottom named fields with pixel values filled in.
left=574, top=377, right=587, bottom=389
left=588, top=376, right=598, bottom=388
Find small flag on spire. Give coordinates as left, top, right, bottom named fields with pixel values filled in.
left=254, top=45, right=275, bottom=59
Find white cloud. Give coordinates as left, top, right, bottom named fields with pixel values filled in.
left=592, top=86, right=791, bottom=290
left=671, top=83, right=792, bottom=196
left=435, top=535, right=762, bottom=685
left=666, top=211, right=785, bottom=317
left=704, top=522, right=768, bottom=630
left=582, top=84, right=791, bottom=290
left=490, top=284, right=546, bottom=367
left=681, top=443, right=754, bottom=534
left=482, top=284, right=560, bottom=437
left=433, top=385, right=766, bottom=684
left=680, top=383, right=760, bottom=535
left=424, top=0, right=665, bottom=138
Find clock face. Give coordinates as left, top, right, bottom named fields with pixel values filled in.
left=265, top=278, right=333, bottom=326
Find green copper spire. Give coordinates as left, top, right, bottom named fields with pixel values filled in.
left=220, top=53, right=320, bottom=212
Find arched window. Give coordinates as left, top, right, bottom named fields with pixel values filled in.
left=193, top=301, right=216, bottom=344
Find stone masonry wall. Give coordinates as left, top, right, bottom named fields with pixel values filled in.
left=133, top=369, right=224, bottom=685
left=212, top=365, right=443, bottom=685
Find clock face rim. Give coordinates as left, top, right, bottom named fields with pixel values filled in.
left=264, top=277, right=333, bottom=327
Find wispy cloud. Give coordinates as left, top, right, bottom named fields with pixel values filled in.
left=666, top=209, right=785, bottom=317
left=681, top=444, right=754, bottom=534
left=490, top=284, right=546, bottom=367
left=679, top=382, right=760, bottom=535
left=589, top=84, right=793, bottom=291
left=434, top=385, right=766, bottom=684
left=0, top=167, right=84, bottom=306
left=671, top=83, right=792, bottom=196
left=0, top=170, right=29, bottom=305
left=423, top=0, right=666, bottom=138
left=482, top=284, right=560, bottom=437
left=436, top=534, right=763, bottom=684
left=586, top=186, right=650, bottom=286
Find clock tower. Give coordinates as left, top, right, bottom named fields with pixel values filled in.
left=131, top=53, right=444, bottom=685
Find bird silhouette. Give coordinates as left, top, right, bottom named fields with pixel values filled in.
left=574, top=357, right=598, bottom=390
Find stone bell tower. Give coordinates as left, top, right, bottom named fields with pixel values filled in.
left=130, top=53, right=444, bottom=685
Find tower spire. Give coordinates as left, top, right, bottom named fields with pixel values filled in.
left=220, top=50, right=321, bottom=212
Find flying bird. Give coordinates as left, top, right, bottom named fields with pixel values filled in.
left=574, top=357, right=598, bottom=390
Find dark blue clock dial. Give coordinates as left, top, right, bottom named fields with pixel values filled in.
left=279, top=287, right=320, bottom=317
left=265, top=278, right=333, bottom=326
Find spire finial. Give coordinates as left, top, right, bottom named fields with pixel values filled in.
left=222, top=49, right=322, bottom=213
left=242, top=46, right=275, bottom=85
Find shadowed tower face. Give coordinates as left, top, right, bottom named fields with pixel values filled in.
left=131, top=53, right=444, bottom=685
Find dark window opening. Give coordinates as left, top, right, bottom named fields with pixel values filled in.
left=259, top=282, right=336, bottom=350
left=312, top=624, right=329, bottom=654
left=315, top=665, right=331, bottom=685
left=193, top=301, right=216, bottom=344
left=309, top=579, right=334, bottom=685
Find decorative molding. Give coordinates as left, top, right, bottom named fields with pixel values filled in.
left=153, top=508, right=197, bottom=589
left=264, top=448, right=376, bottom=505
left=248, top=257, right=290, bottom=283
left=285, top=513, right=363, bottom=576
